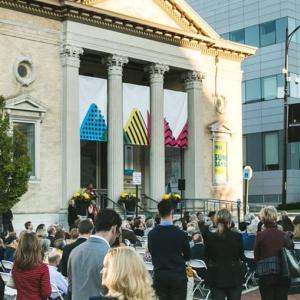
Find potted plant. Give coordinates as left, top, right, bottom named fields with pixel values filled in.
left=118, top=192, right=139, bottom=212
left=72, top=188, right=91, bottom=217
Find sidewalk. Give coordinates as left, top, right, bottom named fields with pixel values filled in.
left=241, top=288, right=300, bottom=300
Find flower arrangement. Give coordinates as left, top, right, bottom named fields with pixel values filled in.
left=162, top=193, right=181, bottom=203
left=119, top=191, right=138, bottom=203
left=72, top=188, right=91, bottom=201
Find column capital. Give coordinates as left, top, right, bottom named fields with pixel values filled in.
left=183, top=70, right=205, bottom=83
left=60, top=44, right=83, bottom=68
left=145, top=63, right=169, bottom=76
left=102, top=54, right=129, bottom=75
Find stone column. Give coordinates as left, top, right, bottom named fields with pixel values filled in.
left=61, top=44, right=83, bottom=211
left=183, top=71, right=205, bottom=199
left=103, top=55, right=128, bottom=203
left=146, top=64, right=169, bottom=203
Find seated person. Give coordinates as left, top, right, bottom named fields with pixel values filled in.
left=4, top=234, right=18, bottom=262
left=48, top=250, right=68, bottom=299
left=190, top=232, right=205, bottom=260
left=121, top=220, right=142, bottom=246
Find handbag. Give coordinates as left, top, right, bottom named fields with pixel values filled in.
left=281, top=247, right=300, bottom=278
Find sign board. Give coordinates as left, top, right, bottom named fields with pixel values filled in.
left=132, top=172, right=142, bottom=185
left=243, top=166, right=253, bottom=181
left=213, top=140, right=227, bottom=185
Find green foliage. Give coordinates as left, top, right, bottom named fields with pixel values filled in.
left=0, top=96, right=31, bottom=212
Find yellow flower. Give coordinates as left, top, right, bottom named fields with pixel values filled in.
left=82, top=192, right=90, bottom=200
left=73, top=192, right=80, bottom=198
left=163, top=194, right=171, bottom=200
left=120, top=192, right=129, bottom=198
left=173, top=193, right=181, bottom=199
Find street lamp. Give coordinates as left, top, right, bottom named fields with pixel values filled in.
left=282, top=26, right=300, bottom=208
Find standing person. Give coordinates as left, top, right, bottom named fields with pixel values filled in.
left=90, top=247, right=155, bottom=300
left=68, top=209, right=122, bottom=300
left=24, top=221, right=33, bottom=232
left=2, top=209, right=14, bottom=232
left=60, top=219, right=93, bottom=277
left=205, top=209, right=245, bottom=300
left=12, top=232, right=51, bottom=300
left=68, top=199, right=78, bottom=230
left=255, top=206, right=293, bottom=300
left=148, top=200, right=190, bottom=300
left=87, top=200, right=98, bottom=222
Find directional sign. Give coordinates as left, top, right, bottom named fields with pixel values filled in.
left=132, top=172, right=142, bottom=185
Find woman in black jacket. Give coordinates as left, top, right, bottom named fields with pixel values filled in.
left=205, top=208, right=245, bottom=300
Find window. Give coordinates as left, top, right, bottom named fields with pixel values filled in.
left=230, top=29, right=245, bottom=43
left=245, top=78, right=261, bottom=102
left=245, top=25, right=260, bottom=47
left=221, top=32, right=229, bottom=39
left=276, top=18, right=288, bottom=43
left=246, top=133, right=263, bottom=171
left=242, top=82, right=246, bottom=103
left=243, top=135, right=247, bottom=166
left=260, top=20, right=276, bottom=47
left=262, top=76, right=277, bottom=100
left=13, top=122, right=35, bottom=176
left=264, top=132, right=279, bottom=170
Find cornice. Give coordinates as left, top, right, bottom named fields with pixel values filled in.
left=0, top=0, right=255, bottom=60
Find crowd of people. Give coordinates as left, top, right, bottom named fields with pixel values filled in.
left=0, top=200, right=298, bottom=300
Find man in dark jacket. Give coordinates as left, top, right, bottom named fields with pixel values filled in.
left=60, top=219, right=93, bottom=277
left=148, top=200, right=190, bottom=300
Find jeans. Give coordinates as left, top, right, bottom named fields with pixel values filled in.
left=211, top=286, right=242, bottom=300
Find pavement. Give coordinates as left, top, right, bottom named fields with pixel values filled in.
left=241, top=288, right=300, bottom=300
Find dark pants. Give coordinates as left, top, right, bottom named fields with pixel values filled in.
left=259, top=284, right=289, bottom=300
left=154, top=275, right=187, bottom=300
left=211, top=286, right=242, bottom=300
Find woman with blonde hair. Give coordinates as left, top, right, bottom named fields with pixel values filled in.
left=205, top=208, right=245, bottom=300
left=90, top=246, right=155, bottom=300
left=12, top=232, right=51, bottom=300
left=255, top=206, right=293, bottom=300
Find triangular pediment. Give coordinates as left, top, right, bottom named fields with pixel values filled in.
left=5, top=94, right=47, bottom=113
left=82, top=0, right=219, bottom=38
left=209, top=121, right=232, bottom=135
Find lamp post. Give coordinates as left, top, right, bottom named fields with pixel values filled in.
left=282, top=26, right=300, bottom=208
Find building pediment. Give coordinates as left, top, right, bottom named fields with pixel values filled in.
left=81, top=0, right=219, bottom=38
left=5, top=94, right=47, bottom=121
left=209, top=121, right=232, bottom=135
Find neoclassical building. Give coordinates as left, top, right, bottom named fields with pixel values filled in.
left=0, top=0, right=255, bottom=228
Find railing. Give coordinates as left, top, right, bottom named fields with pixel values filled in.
left=180, top=198, right=237, bottom=215
left=141, top=194, right=159, bottom=211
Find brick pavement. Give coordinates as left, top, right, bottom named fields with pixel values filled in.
left=241, top=288, right=300, bottom=300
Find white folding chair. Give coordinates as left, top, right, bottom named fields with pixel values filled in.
left=188, top=260, right=210, bottom=300
left=294, top=242, right=300, bottom=250
left=1, top=260, right=13, bottom=273
left=51, top=283, right=64, bottom=300
left=144, top=262, right=154, bottom=272
left=0, top=272, right=11, bottom=284
left=243, top=251, right=257, bottom=289
left=1, top=272, right=17, bottom=300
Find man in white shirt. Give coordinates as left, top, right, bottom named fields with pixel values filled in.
left=68, top=209, right=122, bottom=300
left=48, top=250, right=68, bottom=299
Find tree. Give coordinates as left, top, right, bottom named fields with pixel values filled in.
left=0, top=96, right=31, bottom=213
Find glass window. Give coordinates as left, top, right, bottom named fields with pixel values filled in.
left=288, top=18, right=297, bottom=43
left=14, top=122, right=35, bottom=176
left=243, top=135, right=247, bottom=166
left=221, top=32, right=229, bottom=39
left=245, top=78, right=261, bottom=102
left=245, top=25, right=260, bottom=47
left=242, top=82, right=246, bottom=103
left=264, top=132, right=279, bottom=170
left=230, top=29, right=245, bottom=43
left=246, top=133, right=263, bottom=171
left=276, top=18, right=288, bottom=43
left=260, top=20, right=276, bottom=47
left=262, top=76, right=277, bottom=100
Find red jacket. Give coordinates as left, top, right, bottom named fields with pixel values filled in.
left=12, top=263, right=51, bottom=300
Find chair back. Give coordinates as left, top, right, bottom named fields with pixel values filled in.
left=0, top=272, right=11, bottom=284
left=1, top=260, right=13, bottom=273
left=244, top=250, right=254, bottom=259
left=294, top=242, right=300, bottom=250
left=188, top=259, right=207, bottom=269
left=144, top=262, right=154, bottom=271
left=51, top=283, right=63, bottom=300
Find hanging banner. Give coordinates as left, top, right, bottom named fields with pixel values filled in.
left=123, top=83, right=150, bottom=145
left=213, top=140, right=228, bottom=185
left=79, top=76, right=107, bottom=141
left=164, top=89, right=188, bottom=148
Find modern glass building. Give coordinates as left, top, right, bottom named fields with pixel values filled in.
left=186, top=0, right=300, bottom=205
